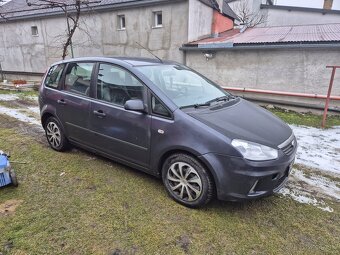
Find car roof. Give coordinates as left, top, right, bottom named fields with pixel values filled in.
left=52, top=56, right=178, bottom=67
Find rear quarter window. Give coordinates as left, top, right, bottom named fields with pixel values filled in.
left=44, top=64, right=65, bottom=89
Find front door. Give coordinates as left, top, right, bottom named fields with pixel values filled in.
left=89, top=63, right=151, bottom=168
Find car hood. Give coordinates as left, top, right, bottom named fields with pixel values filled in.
left=186, top=98, right=292, bottom=147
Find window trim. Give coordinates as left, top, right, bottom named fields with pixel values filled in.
left=152, top=11, right=163, bottom=28
left=117, top=14, right=126, bottom=30
left=93, top=62, right=149, bottom=110
left=149, top=92, right=173, bottom=120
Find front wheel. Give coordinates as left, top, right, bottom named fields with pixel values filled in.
left=162, top=154, right=214, bottom=208
left=45, top=117, right=69, bottom=151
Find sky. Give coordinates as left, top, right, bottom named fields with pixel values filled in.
left=275, top=0, right=340, bottom=10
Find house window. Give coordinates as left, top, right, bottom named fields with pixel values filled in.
left=153, top=11, right=162, bottom=28
left=31, top=26, right=38, bottom=36
left=118, top=15, right=126, bottom=30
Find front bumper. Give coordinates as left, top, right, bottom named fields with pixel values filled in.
left=198, top=148, right=296, bottom=201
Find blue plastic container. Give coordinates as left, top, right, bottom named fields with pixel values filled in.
left=0, top=155, right=13, bottom=187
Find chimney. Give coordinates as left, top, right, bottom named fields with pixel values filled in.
left=323, top=0, right=333, bottom=10
left=211, top=9, right=234, bottom=38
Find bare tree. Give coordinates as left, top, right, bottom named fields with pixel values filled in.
left=26, top=0, right=100, bottom=59
left=233, top=0, right=267, bottom=28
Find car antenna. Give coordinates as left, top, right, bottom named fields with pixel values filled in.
left=135, top=42, right=163, bottom=63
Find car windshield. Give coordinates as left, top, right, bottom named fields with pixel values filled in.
left=137, top=64, right=230, bottom=108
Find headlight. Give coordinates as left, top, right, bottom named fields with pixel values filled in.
left=231, top=139, right=278, bottom=161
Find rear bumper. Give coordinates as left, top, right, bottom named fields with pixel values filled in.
left=198, top=149, right=296, bottom=201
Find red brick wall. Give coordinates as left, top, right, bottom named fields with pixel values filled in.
left=211, top=10, right=234, bottom=36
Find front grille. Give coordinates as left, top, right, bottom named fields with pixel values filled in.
left=278, top=134, right=296, bottom=156
left=0, top=173, right=6, bottom=186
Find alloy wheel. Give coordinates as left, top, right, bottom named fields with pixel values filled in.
left=167, top=162, right=202, bottom=202
left=46, top=122, right=61, bottom=148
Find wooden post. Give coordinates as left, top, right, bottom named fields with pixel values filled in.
left=322, top=66, right=339, bottom=128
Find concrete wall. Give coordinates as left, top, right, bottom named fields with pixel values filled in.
left=0, top=1, right=189, bottom=73
left=228, top=0, right=340, bottom=26
left=185, top=48, right=340, bottom=107
left=188, top=0, right=214, bottom=42
left=265, top=9, right=340, bottom=26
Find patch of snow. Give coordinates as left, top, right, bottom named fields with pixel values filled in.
left=0, top=106, right=41, bottom=126
left=290, top=125, right=340, bottom=174
left=279, top=168, right=339, bottom=212
left=279, top=188, right=334, bottom=212
left=0, top=94, right=18, bottom=101
left=293, top=169, right=340, bottom=200
left=27, top=106, right=40, bottom=115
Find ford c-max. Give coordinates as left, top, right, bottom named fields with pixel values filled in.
left=39, top=57, right=297, bottom=208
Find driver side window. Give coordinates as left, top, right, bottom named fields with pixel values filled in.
left=97, top=64, right=144, bottom=106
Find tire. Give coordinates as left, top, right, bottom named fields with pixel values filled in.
left=9, top=169, right=18, bottom=187
left=44, top=117, right=69, bottom=151
left=162, top=153, right=214, bottom=208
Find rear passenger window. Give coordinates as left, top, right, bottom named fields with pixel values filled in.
left=96, top=63, right=144, bottom=106
left=45, top=64, right=64, bottom=88
left=64, top=62, right=94, bottom=96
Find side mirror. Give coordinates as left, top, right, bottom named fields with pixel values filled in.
left=124, top=99, right=146, bottom=113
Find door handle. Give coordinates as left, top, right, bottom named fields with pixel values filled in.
left=93, top=110, right=106, bottom=118
left=57, top=99, right=66, bottom=105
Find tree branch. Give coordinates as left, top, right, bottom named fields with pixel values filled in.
left=23, top=0, right=101, bottom=59
left=235, top=0, right=267, bottom=28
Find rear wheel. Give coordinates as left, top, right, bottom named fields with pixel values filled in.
left=45, top=117, right=69, bottom=151
left=162, top=153, right=214, bottom=208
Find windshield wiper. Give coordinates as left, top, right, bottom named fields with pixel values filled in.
left=180, top=102, right=211, bottom=109
left=205, top=95, right=234, bottom=104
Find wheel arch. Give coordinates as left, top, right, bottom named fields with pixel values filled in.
left=41, top=109, right=65, bottom=133
left=157, top=149, right=217, bottom=194
left=41, top=112, right=55, bottom=129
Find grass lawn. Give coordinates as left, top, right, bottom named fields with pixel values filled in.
left=0, top=113, right=339, bottom=255
left=0, top=89, right=38, bottom=97
left=268, top=107, right=340, bottom=128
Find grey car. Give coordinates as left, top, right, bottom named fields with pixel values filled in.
left=39, top=57, right=297, bottom=208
